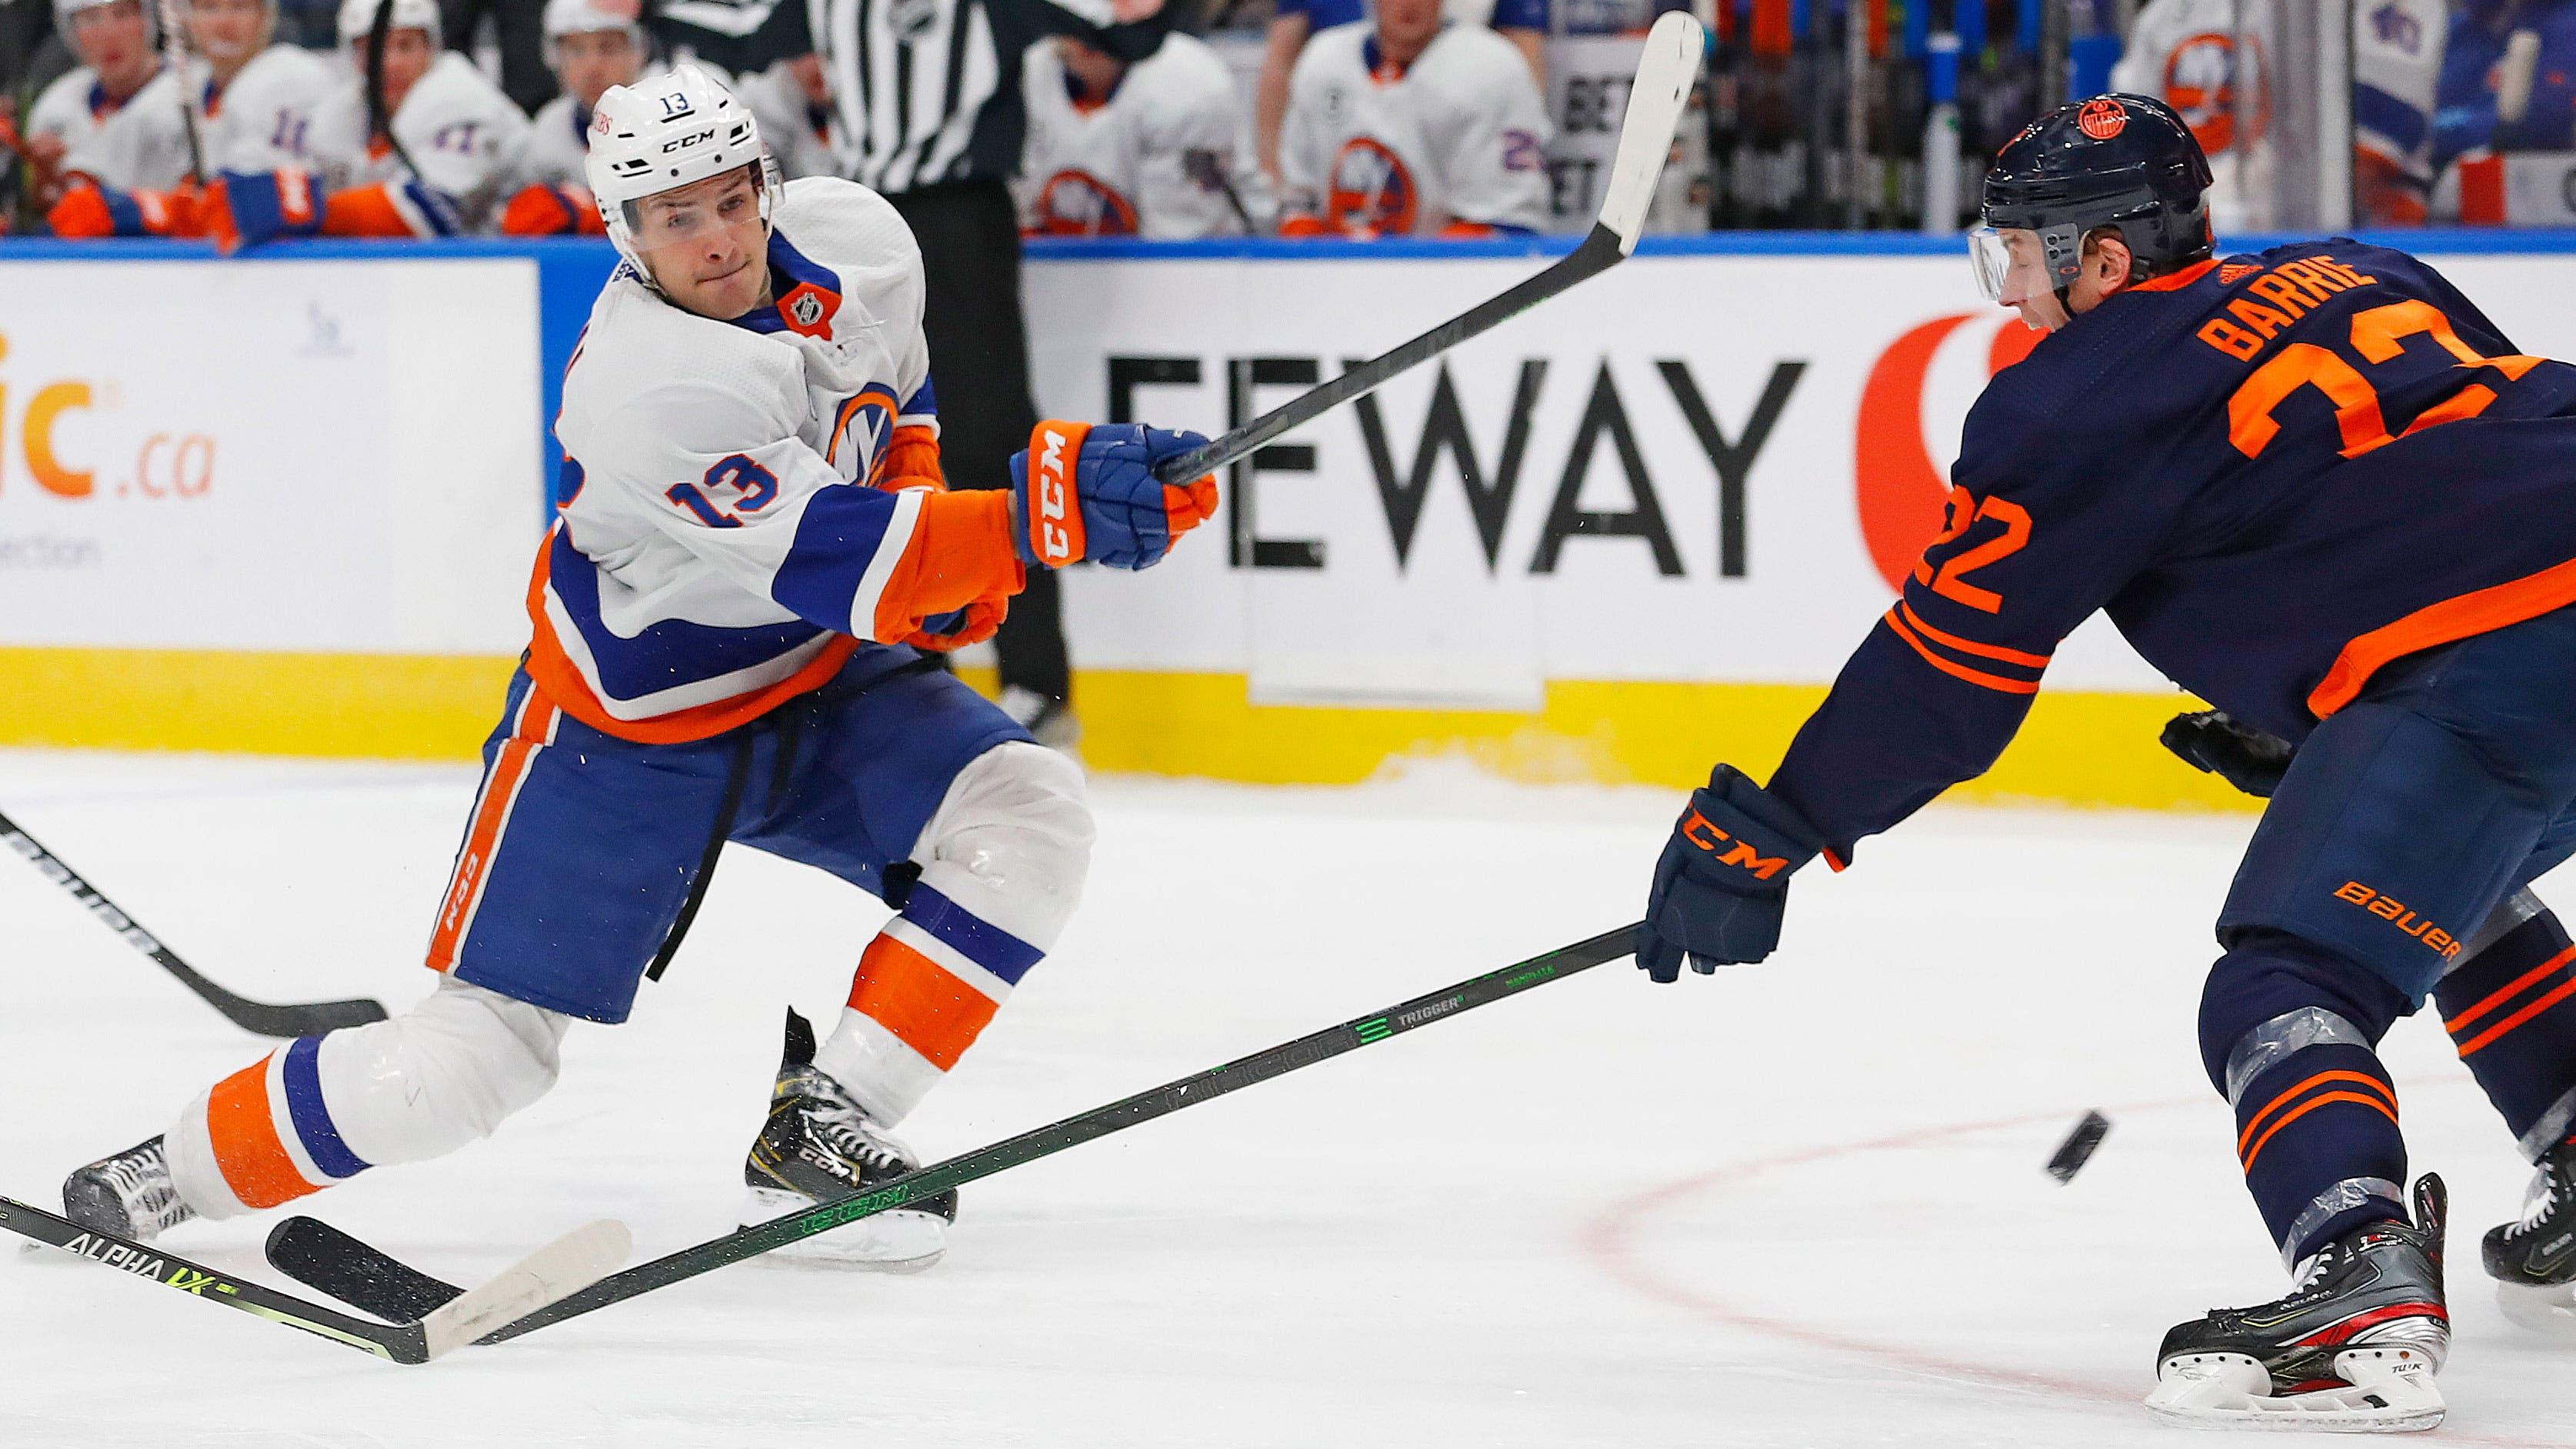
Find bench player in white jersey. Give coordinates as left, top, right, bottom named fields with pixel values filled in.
left=498, top=0, right=649, bottom=235
left=1017, top=29, right=1267, bottom=238
left=60, top=63, right=1221, bottom=1271
left=46, top=0, right=337, bottom=237
left=733, top=53, right=846, bottom=181
left=210, top=0, right=531, bottom=239
left=1277, top=0, right=1551, bottom=238
left=24, top=0, right=158, bottom=217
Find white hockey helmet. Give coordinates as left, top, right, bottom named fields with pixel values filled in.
left=55, top=0, right=147, bottom=30
left=545, top=0, right=642, bottom=39
left=585, top=63, right=781, bottom=287
left=336, top=0, right=439, bottom=46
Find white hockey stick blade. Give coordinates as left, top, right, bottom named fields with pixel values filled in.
left=419, top=1219, right=632, bottom=1360
left=2144, top=1346, right=2444, bottom=1433
left=2496, top=1278, right=2576, bottom=1337
left=1594, top=12, right=1706, bottom=254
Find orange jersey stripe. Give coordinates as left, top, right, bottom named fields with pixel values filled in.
left=2457, top=974, right=2576, bottom=1058
left=426, top=692, right=556, bottom=973
left=2133, top=258, right=2221, bottom=295
left=847, top=934, right=1001, bottom=1071
left=205, top=1058, right=318, bottom=1210
left=2240, top=1091, right=2401, bottom=1174
left=1895, top=601, right=2052, bottom=669
left=1882, top=608, right=2042, bottom=695
left=2442, top=942, right=2576, bottom=1034
left=2310, top=554, right=2576, bottom=718
left=2237, top=1068, right=2398, bottom=1159
left=523, top=528, right=861, bottom=744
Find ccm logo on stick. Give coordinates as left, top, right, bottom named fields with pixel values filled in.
left=1680, top=808, right=1788, bottom=880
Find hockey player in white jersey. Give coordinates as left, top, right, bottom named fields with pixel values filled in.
left=1277, top=0, right=1551, bottom=238
left=733, top=52, right=847, bottom=181
left=1017, top=29, right=1268, bottom=238
left=24, top=0, right=159, bottom=218
left=46, top=0, right=338, bottom=237
left=195, top=0, right=532, bottom=242
left=499, top=0, right=649, bottom=235
left=59, top=64, right=1221, bottom=1272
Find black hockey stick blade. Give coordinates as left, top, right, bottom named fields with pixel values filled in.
left=278, top=924, right=1641, bottom=1344
left=268, top=1216, right=464, bottom=1321
left=0, top=809, right=390, bottom=1038
left=1151, top=12, right=1705, bottom=486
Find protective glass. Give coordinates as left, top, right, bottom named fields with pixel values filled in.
left=1969, top=226, right=2011, bottom=302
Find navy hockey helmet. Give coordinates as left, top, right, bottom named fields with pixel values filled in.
left=1971, top=94, right=2214, bottom=305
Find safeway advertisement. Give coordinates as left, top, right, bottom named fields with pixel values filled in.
left=1026, top=248, right=2576, bottom=706
left=0, top=256, right=540, bottom=655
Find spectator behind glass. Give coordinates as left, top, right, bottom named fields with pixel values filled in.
left=731, top=51, right=845, bottom=179
left=1277, top=0, right=1550, bottom=237
left=500, top=0, right=645, bottom=233
left=1255, top=0, right=1545, bottom=192
left=1017, top=28, right=1270, bottom=237
left=24, top=0, right=155, bottom=214
left=45, top=0, right=338, bottom=238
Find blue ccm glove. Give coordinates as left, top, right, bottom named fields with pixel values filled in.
left=1008, top=421, right=1219, bottom=571
left=1638, top=765, right=1826, bottom=981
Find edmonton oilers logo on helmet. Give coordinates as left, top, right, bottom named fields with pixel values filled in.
left=2077, top=97, right=2128, bottom=140
left=1327, top=138, right=1417, bottom=235
left=1032, top=170, right=1140, bottom=237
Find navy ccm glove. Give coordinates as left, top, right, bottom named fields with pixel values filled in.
left=1009, top=421, right=1218, bottom=571
left=1639, top=765, right=1826, bottom=981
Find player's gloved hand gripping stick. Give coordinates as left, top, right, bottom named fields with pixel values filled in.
left=1147, top=11, right=1709, bottom=489
left=1638, top=767, right=1825, bottom=980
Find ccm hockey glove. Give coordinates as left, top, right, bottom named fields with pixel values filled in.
left=1008, top=421, right=1218, bottom=571
left=1639, top=765, right=1825, bottom=981
left=2161, top=710, right=2294, bottom=798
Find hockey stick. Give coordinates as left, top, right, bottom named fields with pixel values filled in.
left=365, top=0, right=428, bottom=183
left=1149, top=12, right=1706, bottom=486
left=265, top=922, right=1643, bottom=1338
left=0, top=808, right=390, bottom=1037
left=0, top=1196, right=630, bottom=1363
left=151, top=0, right=207, bottom=184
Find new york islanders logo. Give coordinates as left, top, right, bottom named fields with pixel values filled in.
left=2161, top=33, right=2270, bottom=155
left=2077, top=97, right=2128, bottom=139
left=1031, top=170, right=1140, bottom=237
left=1325, top=138, right=1418, bottom=236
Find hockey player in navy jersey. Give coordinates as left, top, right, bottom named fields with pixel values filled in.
left=1640, top=92, right=2576, bottom=1430
left=58, top=65, right=1219, bottom=1273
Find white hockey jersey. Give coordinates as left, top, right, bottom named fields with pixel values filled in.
left=535, top=178, right=1011, bottom=742
left=1016, top=32, right=1266, bottom=238
left=25, top=64, right=150, bottom=158
left=1279, top=21, right=1551, bottom=235
left=731, top=62, right=845, bottom=181
left=59, top=45, right=338, bottom=192
left=308, top=52, right=533, bottom=229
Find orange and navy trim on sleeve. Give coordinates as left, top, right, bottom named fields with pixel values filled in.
left=1880, top=601, right=2048, bottom=695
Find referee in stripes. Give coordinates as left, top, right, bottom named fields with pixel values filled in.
left=656, top=0, right=1175, bottom=746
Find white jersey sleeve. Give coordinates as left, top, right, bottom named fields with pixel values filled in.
left=518, top=95, right=592, bottom=189
left=531, top=178, right=1005, bottom=741
left=1410, top=25, right=1550, bottom=232
left=2353, top=0, right=2444, bottom=182
left=1125, top=34, right=1265, bottom=238
left=57, top=68, right=186, bottom=191
left=207, top=45, right=338, bottom=174
left=1276, top=28, right=1348, bottom=225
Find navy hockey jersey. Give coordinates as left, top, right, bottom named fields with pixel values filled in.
left=1775, top=240, right=2576, bottom=863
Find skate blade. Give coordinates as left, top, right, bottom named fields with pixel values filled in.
left=2145, top=1348, right=2444, bottom=1433
left=2495, top=1279, right=2576, bottom=1337
left=741, top=1188, right=947, bottom=1273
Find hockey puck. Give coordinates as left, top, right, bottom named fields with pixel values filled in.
left=2045, top=1110, right=2111, bottom=1184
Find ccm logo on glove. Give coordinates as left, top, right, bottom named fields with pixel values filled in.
left=1678, top=809, right=1791, bottom=880
left=1030, top=423, right=1088, bottom=567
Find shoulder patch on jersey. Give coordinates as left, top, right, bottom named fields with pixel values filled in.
left=2219, top=262, right=2261, bottom=284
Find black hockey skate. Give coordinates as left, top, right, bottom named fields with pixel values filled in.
left=742, top=1009, right=954, bottom=1271
left=2147, top=1174, right=2448, bottom=1433
left=2484, top=1137, right=2576, bottom=1334
left=60, top=1135, right=195, bottom=1243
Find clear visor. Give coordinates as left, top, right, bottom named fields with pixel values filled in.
left=621, top=165, right=765, bottom=250
left=1969, top=226, right=2011, bottom=302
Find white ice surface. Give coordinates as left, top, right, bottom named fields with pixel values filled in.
left=0, top=750, right=2569, bottom=1447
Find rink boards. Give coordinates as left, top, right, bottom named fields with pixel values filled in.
left=5, top=231, right=2575, bottom=805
